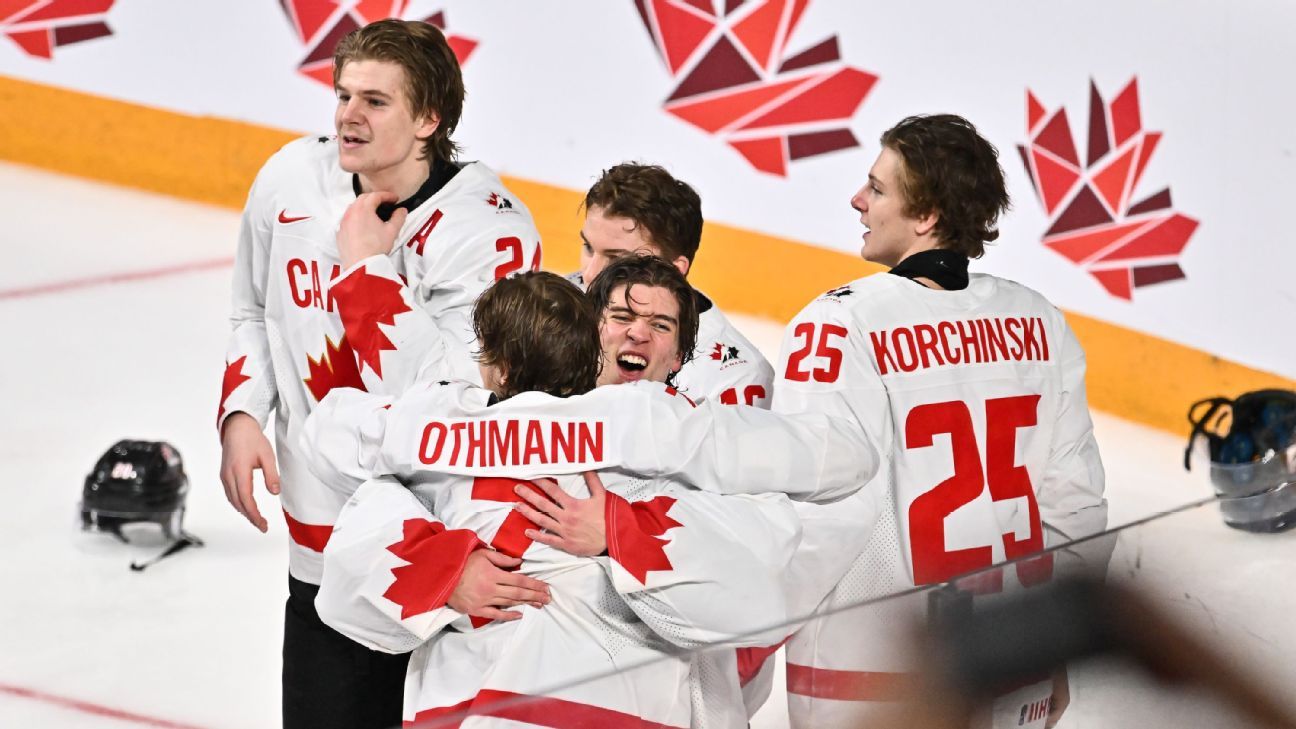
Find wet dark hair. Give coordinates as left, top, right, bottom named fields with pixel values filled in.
left=585, top=254, right=698, bottom=373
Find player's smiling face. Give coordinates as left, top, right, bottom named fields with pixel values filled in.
left=334, top=59, right=439, bottom=191
left=579, top=207, right=661, bottom=285
left=597, top=283, right=683, bottom=386
left=852, top=146, right=930, bottom=267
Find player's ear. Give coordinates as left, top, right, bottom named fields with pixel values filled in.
left=914, top=209, right=939, bottom=237
left=671, top=255, right=691, bottom=277
left=415, top=110, right=441, bottom=141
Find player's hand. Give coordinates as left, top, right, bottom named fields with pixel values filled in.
left=447, top=549, right=551, bottom=622
left=337, top=191, right=408, bottom=268
left=219, top=412, right=280, bottom=533
left=515, top=472, right=607, bottom=557
left=1045, top=667, right=1069, bottom=728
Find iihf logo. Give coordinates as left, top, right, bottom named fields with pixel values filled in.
left=634, top=0, right=876, bottom=176
left=1018, top=78, right=1198, bottom=300
left=278, top=1, right=477, bottom=86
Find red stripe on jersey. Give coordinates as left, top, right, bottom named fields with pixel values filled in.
left=406, top=689, right=687, bottom=728
left=282, top=509, right=332, bottom=552
left=785, top=664, right=915, bottom=701
left=736, top=635, right=791, bottom=686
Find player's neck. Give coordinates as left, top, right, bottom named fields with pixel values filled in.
left=357, top=158, right=433, bottom=201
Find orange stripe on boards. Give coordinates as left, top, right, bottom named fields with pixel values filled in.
left=0, top=74, right=295, bottom=209
left=1, top=75, right=1292, bottom=436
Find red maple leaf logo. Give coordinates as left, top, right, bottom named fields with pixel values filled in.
left=217, top=355, right=252, bottom=426
left=383, top=518, right=483, bottom=620
left=1, top=1, right=115, bottom=59
left=635, top=0, right=876, bottom=176
left=279, top=1, right=477, bottom=87
left=329, top=265, right=412, bottom=379
left=605, top=493, right=682, bottom=583
left=709, top=342, right=724, bottom=361
left=303, top=334, right=367, bottom=402
left=1018, top=78, right=1199, bottom=300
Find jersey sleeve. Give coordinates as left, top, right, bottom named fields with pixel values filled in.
left=315, top=476, right=482, bottom=654
left=329, top=254, right=478, bottom=394
left=600, top=488, right=799, bottom=648
left=1036, top=320, right=1111, bottom=572
left=769, top=294, right=890, bottom=614
left=707, top=351, right=776, bottom=409
left=635, top=394, right=877, bottom=503
left=297, top=387, right=400, bottom=493
left=218, top=164, right=280, bottom=432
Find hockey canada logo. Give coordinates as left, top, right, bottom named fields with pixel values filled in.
left=634, top=0, right=876, bottom=176
left=1, top=0, right=115, bottom=58
left=279, top=1, right=476, bottom=86
left=485, top=192, right=515, bottom=211
left=1018, top=78, right=1199, bottom=300
left=823, top=284, right=853, bottom=299
left=709, top=342, right=743, bottom=364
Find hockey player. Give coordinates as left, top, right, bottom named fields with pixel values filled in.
left=574, top=163, right=775, bottom=406
left=215, top=19, right=540, bottom=729
left=301, top=261, right=876, bottom=728
left=773, top=115, right=1109, bottom=729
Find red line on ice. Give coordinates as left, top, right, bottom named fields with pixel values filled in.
left=0, top=682, right=217, bottom=729
left=0, top=256, right=233, bottom=301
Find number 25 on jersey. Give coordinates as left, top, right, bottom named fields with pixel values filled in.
left=906, top=394, right=1053, bottom=591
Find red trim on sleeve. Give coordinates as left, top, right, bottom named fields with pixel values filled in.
left=785, top=664, right=916, bottom=701
left=282, top=509, right=332, bottom=552
left=406, top=689, right=687, bottom=729
left=736, top=635, right=791, bottom=687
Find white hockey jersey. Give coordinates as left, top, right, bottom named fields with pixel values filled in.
left=672, top=293, right=776, bottom=409
left=302, top=378, right=877, bottom=728
left=317, top=472, right=801, bottom=728
left=299, top=379, right=873, bottom=506
left=772, top=273, right=1109, bottom=729
left=218, top=135, right=540, bottom=583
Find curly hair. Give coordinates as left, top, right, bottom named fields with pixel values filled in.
left=585, top=254, right=698, bottom=373
left=333, top=19, right=465, bottom=163
left=880, top=115, right=1011, bottom=258
left=473, top=272, right=601, bottom=400
left=582, top=163, right=703, bottom=265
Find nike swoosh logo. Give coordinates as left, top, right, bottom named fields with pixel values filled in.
left=278, top=210, right=311, bottom=224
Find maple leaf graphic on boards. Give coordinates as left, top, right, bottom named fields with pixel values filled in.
left=383, top=518, right=482, bottom=620
left=1018, top=78, right=1199, bottom=300
left=330, top=266, right=412, bottom=379
left=634, top=0, right=876, bottom=176
left=278, top=1, right=477, bottom=86
left=1, top=0, right=115, bottom=59
left=606, top=494, right=683, bottom=583
left=303, top=334, right=367, bottom=402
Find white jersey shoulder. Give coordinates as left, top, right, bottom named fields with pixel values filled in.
left=673, top=291, right=775, bottom=408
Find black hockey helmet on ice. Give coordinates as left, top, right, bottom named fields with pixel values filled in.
left=1184, top=389, right=1296, bottom=533
left=81, top=440, right=189, bottom=540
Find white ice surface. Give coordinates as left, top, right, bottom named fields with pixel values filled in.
left=1, top=162, right=1291, bottom=728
